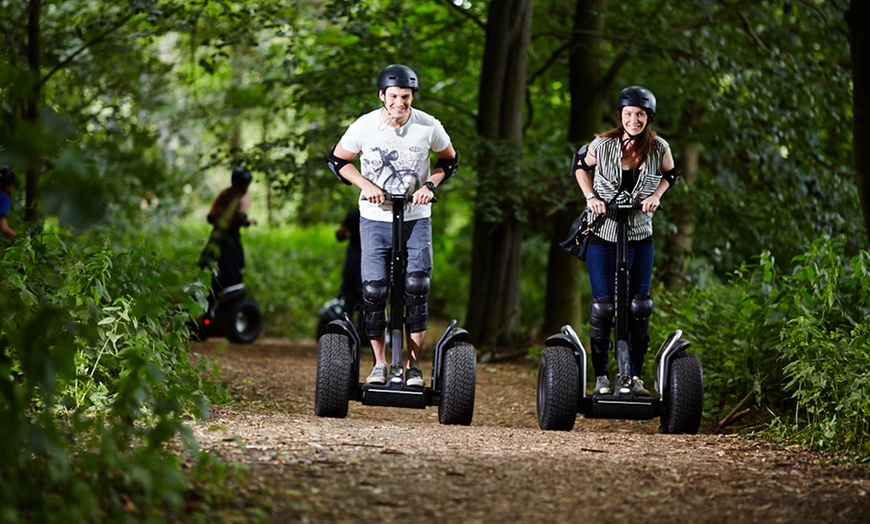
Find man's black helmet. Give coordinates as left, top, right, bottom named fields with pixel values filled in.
left=616, top=86, right=657, bottom=118
left=377, top=64, right=418, bottom=93
left=0, top=166, right=16, bottom=187
left=231, top=167, right=253, bottom=189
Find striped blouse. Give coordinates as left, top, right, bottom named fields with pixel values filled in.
left=588, top=134, right=670, bottom=242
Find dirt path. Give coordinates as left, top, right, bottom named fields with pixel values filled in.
left=189, top=338, right=869, bottom=523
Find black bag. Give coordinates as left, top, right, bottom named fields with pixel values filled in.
left=559, top=209, right=604, bottom=262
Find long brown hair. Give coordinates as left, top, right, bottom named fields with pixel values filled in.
left=597, top=123, right=657, bottom=169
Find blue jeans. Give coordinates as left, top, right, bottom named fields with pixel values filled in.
left=585, top=240, right=654, bottom=300
left=360, top=217, right=433, bottom=283
left=586, top=239, right=654, bottom=378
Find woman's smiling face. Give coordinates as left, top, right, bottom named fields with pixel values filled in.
left=621, top=106, right=649, bottom=135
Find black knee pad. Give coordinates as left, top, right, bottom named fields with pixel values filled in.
left=404, top=271, right=430, bottom=333
left=362, top=279, right=388, bottom=337
left=589, top=297, right=614, bottom=353
left=629, top=294, right=653, bottom=343
left=630, top=294, right=653, bottom=318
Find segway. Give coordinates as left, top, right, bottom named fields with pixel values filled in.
left=314, top=193, right=477, bottom=425
left=195, top=283, right=263, bottom=344
left=537, top=194, right=704, bottom=433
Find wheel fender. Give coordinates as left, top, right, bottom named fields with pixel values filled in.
left=655, top=336, right=691, bottom=394
left=433, top=320, right=471, bottom=391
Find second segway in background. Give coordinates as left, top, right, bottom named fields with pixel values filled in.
left=537, top=194, right=704, bottom=434
left=194, top=166, right=262, bottom=344
left=315, top=193, right=477, bottom=425
left=194, top=283, right=262, bottom=344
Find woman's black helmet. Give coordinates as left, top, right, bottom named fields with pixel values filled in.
left=0, top=166, right=16, bottom=187
left=616, top=86, right=657, bottom=118
left=377, top=64, right=418, bottom=93
left=231, top=167, right=253, bottom=189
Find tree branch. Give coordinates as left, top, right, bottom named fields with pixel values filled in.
left=436, top=0, right=486, bottom=31
left=37, top=11, right=137, bottom=90
left=738, top=10, right=772, bottom=55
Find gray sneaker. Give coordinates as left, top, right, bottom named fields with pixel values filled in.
left=366, top=363, right=388, bottom=385
left=631, top=376, right=650, bottom=397
left=405, top=365, right=424, bottom=387
left=594, top=375, right=611, bottom=395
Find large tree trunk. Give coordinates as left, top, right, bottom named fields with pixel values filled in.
left=661, top=101, right=701, bottom=289
left=24, top=0, right=42, bottom=223
left=846, top=2, right=870, bottom=246
left=541, top=0, right=609, bottom=335
left=465, top=0, right=532, bottom=352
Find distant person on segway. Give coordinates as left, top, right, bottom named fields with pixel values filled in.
left=199, top=167, right=257, bottom=314
left=326, top=64, right=459, bottom=388
left=572, top=86, right=681, bottom=397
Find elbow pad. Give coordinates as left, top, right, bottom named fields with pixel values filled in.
left=572, top=144, right=594, bottom=176
left=327, top=146, right=353, bottom=185
left=662, top=166, right=681, bottom=186
left=434, top=151, right=459, bottom=182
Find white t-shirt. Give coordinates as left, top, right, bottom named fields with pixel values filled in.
left=339, top=108, right=451, bottom=222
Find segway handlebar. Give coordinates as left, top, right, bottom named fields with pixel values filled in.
left=383, top=192, right=438, bottom=204
left=605, top=200, right=662, bottom=212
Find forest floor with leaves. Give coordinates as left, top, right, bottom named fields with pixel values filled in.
left=186, top=337, right=870, bottom=523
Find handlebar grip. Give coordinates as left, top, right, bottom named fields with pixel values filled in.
left=384, top=193, right=437, bottom=203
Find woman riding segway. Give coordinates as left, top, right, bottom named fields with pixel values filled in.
left=536, top=86, right=703, bottom=434
left=574, top=86, right=681, bottom=396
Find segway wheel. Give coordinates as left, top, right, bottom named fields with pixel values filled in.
left=438, top=342, right=476, bottom=426
left=225, top=299, right=262, bottom=344
left=315, top=333, right=353, bottom=418
left=660, top=351, right=704, bottom=434
left=536, top=346, right=579, bottom=431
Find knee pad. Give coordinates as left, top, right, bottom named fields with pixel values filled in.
left=630, top=294, right=653, bottom=319
left=362, top=279, right=388, bottom=337
left=629, top=294, right=653, bottom=345
left=589, top=297, right=614, bottom=352
left=404, top=271, right=430, bottom=333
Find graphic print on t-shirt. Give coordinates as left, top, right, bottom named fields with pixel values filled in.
left=362, top=143, right=427, bottom=195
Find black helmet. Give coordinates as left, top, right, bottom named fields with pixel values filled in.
left=377, top=64, right=418, bottom=93
left=231, top=167, right=252, bottom=189
left=616, top=86, right=657, bottom=118
left=0, top=166, right=16, bottom=187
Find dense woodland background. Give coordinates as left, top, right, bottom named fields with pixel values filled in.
left=1, top=0, right=869, bottom=521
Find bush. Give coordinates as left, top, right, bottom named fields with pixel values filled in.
left=0, top=228, right=226, bottom=521
left=655, top=235, right=870, bottom=453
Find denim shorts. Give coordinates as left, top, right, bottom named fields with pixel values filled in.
left=360, top=217, right=432, bottom=283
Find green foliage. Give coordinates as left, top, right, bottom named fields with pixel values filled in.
left=0, top=228, right=228, bottom=521
left=654, top=236, right=870, bottom=453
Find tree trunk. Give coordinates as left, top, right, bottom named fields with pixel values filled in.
left=661, top=101, right=701, bottom=289
left=541, top=0, right=609, bottom=335
left=846, top=2, right=870, bottom=246
left=24, top=0, right=42, bottom=223
left=465, top=0, right=532, bottom=352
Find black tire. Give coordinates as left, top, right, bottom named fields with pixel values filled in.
left=314, top=333, right=353, bottom=418
left=438, top=342, right=476, bottom=425
left=660, top=351, right=704, bottom=434
left=225, top=299, right=262, bottom=344
left=536, top=346, right=579, bottom=431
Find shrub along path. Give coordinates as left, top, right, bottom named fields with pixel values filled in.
left=189, top=338, right=869, bottom=522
